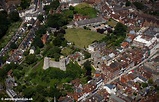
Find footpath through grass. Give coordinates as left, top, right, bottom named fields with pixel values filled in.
left=64, top=28, right=105, bottom=48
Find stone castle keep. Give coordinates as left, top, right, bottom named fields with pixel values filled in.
left=43, top=57, right=69, bottom=71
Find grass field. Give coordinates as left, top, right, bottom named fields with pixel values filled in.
left=75, top=3, right=97, bottom=18
left=107, top=18, right=118, bottom=27
left=64, top=28, right=105, bottom=48
left=62, top=47, right=73, bottom=56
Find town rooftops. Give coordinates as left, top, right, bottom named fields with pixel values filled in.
left=143, top=27, right=159, bottom=37
left=110, top=94, right=125, bottom=102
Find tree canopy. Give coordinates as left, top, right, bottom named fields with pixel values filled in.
left=10, top=42, right=18, bottom=49
left=46, top=14, right=68, bottom=28
left=9, top=11, right=20, bottom=22
left=25, top=54, right=37, bottom=64
left=0, top=11, right=10, bottom=39
left=125, top=1, right=131, bottom=6
left=20, top=0, right=31, bottom=10
left=32, top=36, right=44, bottom=48
left=37, top=14, right=44, bottom=22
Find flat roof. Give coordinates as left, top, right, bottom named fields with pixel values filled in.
left=134, top=35, right=157, bottom=47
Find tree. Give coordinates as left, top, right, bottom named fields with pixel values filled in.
left=23, top=50, right=29, bottom=56
left=54, top=53, right=60, bottom=61
left=13, top=69, right=22, bottom=79
left=148, top=79, right=153, bottom=85
left=50, top=0, right=60, bottom=10
left=83, top=51, right=91, bottom=59
left=1, top=55, right=9, bottom=63
left=125, top=1, right=131, bottom=7
left=83, top=60, right=92, bottom=75
left=37, top=14, right=44, bottom=22
left=0, top=11, right=10, bottom=39
left=114, top=22, right=127, bottom=36
left=43, top=5, right=50, bottom=14
left=46, top=46, right=61, bottom=58
left=97, top=28, right=105, bottom=34
left=69, top=6, right=75, bottom=11
left=46, top=14, right=68, bottom=28
left=10, top=42, right=18, bottom=49
left=66, top=62, right=83, bottom=79
left=83, top=60, right=92, bottom=81
left=9, top=11, right=20, bottom=22
left=25, top=54, right=37, bottom=64
left=53, top=36, right=62, bottom=46
left=142, top=83, right=148, bottom=88
left=20, top=0, right=31, bottom=10
left=32, top=36, right=44, bottom=48
left=23, top=87, right=35, bottom=98
left=35, top=25, right=46, bottom=37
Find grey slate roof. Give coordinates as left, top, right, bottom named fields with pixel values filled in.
left=75, top=16, right=106, bottom=26
left=105, top=84, right=115, bottom=89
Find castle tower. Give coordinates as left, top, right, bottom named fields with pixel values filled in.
left=43, top=57, right=50, bottom=70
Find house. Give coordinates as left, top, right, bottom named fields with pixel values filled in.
left=42, top=0, right=52, bottom=6
left=68, top=52, right=84, bottom=62
left=103, top=84, right=116, bottom=94
left=74, top=16, right=106, bottom=27
left=109, top=94, right=126, bottom=102
left=129, top=30, right=136, bottom=35
left=41, top=34, right=49, bottom=44
left=59, top=96, right=74, bottom=102
left=133, top=35, right=157, bottom=49
left=6, top=0, right=21, bottom=8
left=88, top=42, right=98, bottom=52
left=86, top=93, right=105, bottom=102
left=59, top=0, right=82, bottom=6
left=133, top=76, right=147, bottom=83
left=25, top=13, right=38, bottom=22
left=6, top=89, right=17, bottom=98
left=29, top=46, right=35, bottom=54
left=73, top=14, right=88, bottom=21
left=83, top=0, right=101, bottom=4
left=27, top=18, right=36, bottom=27
left=121, top=42, right=129, bottom=48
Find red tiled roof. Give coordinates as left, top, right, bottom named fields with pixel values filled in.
left=121, top=42, right=129, bottom=48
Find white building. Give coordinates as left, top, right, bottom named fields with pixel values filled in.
left=133, top=35, right=157, bottom=49
left=87, top=42, right=98, bottom=52
left=133, top=76, right=147, bottom=83
left=25, top=14, right=37, bottom=22
left=103, top=84, right=116, bottom=94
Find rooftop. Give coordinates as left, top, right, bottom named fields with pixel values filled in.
left=75, top=16, right=106, bottom=26
left=134, top=35, right=157, bottom=47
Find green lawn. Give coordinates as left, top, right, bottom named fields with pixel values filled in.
left=75, top=3, right=97, bottom=18
left=0, top=21, right=22, bottom=49
left=64, top=28, right=105, bottom=48
left=107, top=18, right=118, bottom=27
left=61, top=47, right=73, bottom=56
